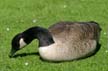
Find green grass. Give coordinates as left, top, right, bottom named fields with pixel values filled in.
left=0, top=0, right=108, bottom=71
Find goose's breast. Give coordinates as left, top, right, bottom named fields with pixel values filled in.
left=39, top=42, right=64, bottom=61
left=39, top=39, right=97, bottom=61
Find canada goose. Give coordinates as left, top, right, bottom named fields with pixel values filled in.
left=9, top=21, right=101, bottom=62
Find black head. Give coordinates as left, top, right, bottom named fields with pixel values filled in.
left=9, top=33, right=26, bottom=58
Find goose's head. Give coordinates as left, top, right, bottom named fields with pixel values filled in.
left=9, top=33, right=27, bottom=58
left=9, top=26, right=54, bottom=58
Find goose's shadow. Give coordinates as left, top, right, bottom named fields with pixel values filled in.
left=11, top=43, right=101, bottom=63
left=12, top=52, right=39, bottom=58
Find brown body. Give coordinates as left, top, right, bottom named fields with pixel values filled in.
left=39, top=21, right=101, bottom=61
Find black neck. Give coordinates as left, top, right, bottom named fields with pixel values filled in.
left=22, top=26, right=54, bottom=47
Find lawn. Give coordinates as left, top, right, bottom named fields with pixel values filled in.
left=0, top=0, right=108, bottom=71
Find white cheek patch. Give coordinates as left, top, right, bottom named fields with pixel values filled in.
left=19, top=38, right=27, bottom=48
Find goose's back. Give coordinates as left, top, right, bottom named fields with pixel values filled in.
left=48, top=21, right=101, bottom=42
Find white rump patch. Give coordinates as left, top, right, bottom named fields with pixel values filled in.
left=19, top=38, right=27, bottom=48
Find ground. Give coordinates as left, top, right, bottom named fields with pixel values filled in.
left=0, top=0, right=108, bottom=71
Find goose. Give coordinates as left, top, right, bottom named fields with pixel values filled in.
left=9, top=21, right=101, bottom=62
